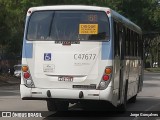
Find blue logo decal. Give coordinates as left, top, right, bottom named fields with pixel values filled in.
left=44, top=53, right=51, bottom=61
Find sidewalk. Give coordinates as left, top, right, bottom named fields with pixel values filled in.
left=0, top=75, right=20, bottom=86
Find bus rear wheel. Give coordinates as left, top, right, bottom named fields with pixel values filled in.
left=47, top=100, right=57, bottom=111
left=47, top=100, right=69, bottom=111
left=55, top=100, right=69, bottom=111
left=128, top=94, right=137, bottom=103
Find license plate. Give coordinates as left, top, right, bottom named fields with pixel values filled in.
left=58, top=76, right=73, bottom=82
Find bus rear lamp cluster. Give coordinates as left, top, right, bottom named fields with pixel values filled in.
left=22, top=65, right=35, bottom=88
left=97, top=67, right=112, bottom=90
left=102, top=68, right=112, bottom=81
left=22, top=66, right=30, bottom=79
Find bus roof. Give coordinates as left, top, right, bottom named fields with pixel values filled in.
left=28, top=5, right=109, bottom=12
left=28, top=5, right=142, bottom=34
left=111, top=9, right=142, bottom=34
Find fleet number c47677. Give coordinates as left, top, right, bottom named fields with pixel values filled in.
left=74, top=54, right=96, bottom=60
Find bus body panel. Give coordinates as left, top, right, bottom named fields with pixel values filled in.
left=20, top=83, right=116, bottom=105
left=22, top=39, right=113, bottom=89
left=27, top=41, right=101, bottom=89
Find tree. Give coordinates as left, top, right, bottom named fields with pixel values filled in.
left=0, top=0, right=43, bottom=57
left=0, top=1, right=10, bottom=45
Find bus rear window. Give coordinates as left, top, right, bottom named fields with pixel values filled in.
left=27, top=11, right=110, bottom=41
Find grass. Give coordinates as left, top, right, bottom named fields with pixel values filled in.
left=145, top=68, right=160, bottom=72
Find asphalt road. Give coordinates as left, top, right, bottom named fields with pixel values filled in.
left=0, top=72, right=160, bottom=120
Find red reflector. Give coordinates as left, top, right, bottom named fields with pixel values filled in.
left=103, top=75, right=109, bottom=81
left=106, top=10, right=110, bottom=14
left=24, top=72, right=30, bottom=79
left=28, top=10, right=32, bottom=14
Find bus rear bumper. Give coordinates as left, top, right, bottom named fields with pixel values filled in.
left=20, top=84, right=113, bottom=102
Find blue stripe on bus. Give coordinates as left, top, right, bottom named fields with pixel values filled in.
left=22, top=40, right=33, bottom=58
left=101, top=17, right=113, bottom=60
left=101, top=41, right=112, bottom=60
left=22, top=16, right=33, bottom=58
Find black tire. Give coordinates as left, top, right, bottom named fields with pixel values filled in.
left=47, top=100, right=69, bottom=111
left=47, top=100, right=57, bottom=111
left=128, top=94, right=137, bottom=103
left=80, top=101, right=114, bottom=111
left=80, top=101, right=104, bottom=111
left=55, top=100, right=69, bottom=111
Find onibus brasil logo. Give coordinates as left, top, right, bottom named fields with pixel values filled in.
left=1, top=112, right=42, bottom=118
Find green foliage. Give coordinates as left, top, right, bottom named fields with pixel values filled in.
left=0, top=1, right=10, bottom=45
left=122, top=0, right=160, bottom=31
left=145, top=67, right=160, bottom=72
left=0, top=0, right=43, bottom=56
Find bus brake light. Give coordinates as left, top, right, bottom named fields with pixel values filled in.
left=103, top=75, right=109, bottom=81
left=24, top=72, right=30, bottom=79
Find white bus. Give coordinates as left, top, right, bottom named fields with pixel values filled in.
left=21, top=5, right=143, bottom=111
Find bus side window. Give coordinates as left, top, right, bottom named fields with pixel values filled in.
left=132, top=31, right=136, bottom=57
left=138, top=35, right=143, bottom=58
left=114, top=21, right=120, bottom=57
left=130, top=31, right=133, bottom=56
left=134, top=33, right=138, bottom=57
left=127, top=29, right=130, bottom=56
left=135, top=34, right=138, bottom=57
left=123, top=27, right=128, bottom=56
left=138, top=35, right=140, bottom=57
left=133, top=32, right=136, bottom=56
left=125, top=28, right=129, bottom=56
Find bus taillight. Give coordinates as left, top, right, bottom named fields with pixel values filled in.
left=97, top=67, right=112, bottom=90
left=24, top=72, right=30, bottom=79
left=22, top=66, right=28, bottom=72
left=105, top=68, right=112, bottom=74
left=103, top=75, right=109, bottom=81
left=22, top=65, right=35, bottom=88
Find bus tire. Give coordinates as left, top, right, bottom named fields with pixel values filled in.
left=117, top=80, right=128, bottom=113
left=47, top=100, right=57, bottom=111
left=128, top=94, right=137, bottom=103
left=55, top=100, right=69, bottom=111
